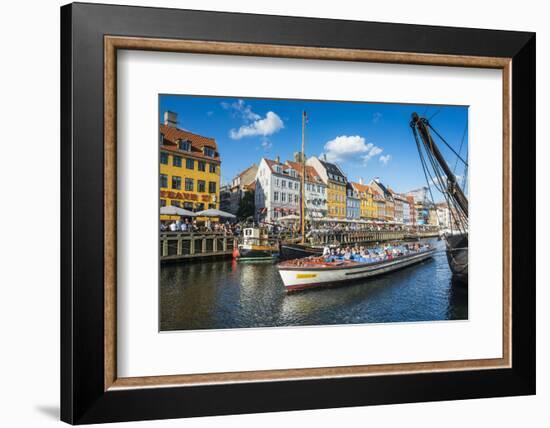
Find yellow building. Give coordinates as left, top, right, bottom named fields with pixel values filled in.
left=307, top=157, right=347, bottom=218
left=327, top=181, right=347, bottom=218
left=351, top=182, right=377, bottom=220
left=159, top=114, right=220, bottom=218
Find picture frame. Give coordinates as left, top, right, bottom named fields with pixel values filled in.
left=61, top=2, right=535, bottom=424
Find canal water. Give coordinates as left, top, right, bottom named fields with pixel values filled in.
left=160, top=238, right=467, bottom=331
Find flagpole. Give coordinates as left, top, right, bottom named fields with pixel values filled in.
left=301, top=110, right=306, bottom=245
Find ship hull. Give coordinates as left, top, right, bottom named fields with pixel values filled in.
left=444, top=233, right=468, bottom=284
left=237, top=246, right=278, bottom=261
left=279, top=243, right=323, bottom=260
left=278, top=249, right=435, bottom=292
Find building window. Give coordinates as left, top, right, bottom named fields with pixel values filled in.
left=173, top=156, right=182, bottom=167
left=295, top=194, right=299, bottom=204
left=274, top=191, right=279, bottom=202
left=183, top=202, right=193, bottom=210
left=172, top=176, right=182, bottom=190
left=186, top=158, right=194, bottom=169
left=208, top=181, right=216, bottom=194
left=281, top=180, right=286, bottom=188
left=208, top=203, right=216, bottom=209
left=198, top=161, right=206, bottom=172
left=197, top=180, right=206, bottom=193
left=281, top=193, right=286, bottom=203
left=171, top=200, right=181, bottom=207
left=178, top=140, right=191, bottom=151
left=185, top=178, right=194, bottom=191
left=195, top=202, right=205, bottom=212
left=160, top=174, right=168, bottom=188
left=160, top=152, right=168, bottom=165
left=204, top=147, right=215, bottom=158
left=160, top=199, right=167, bottom=207
left=209, top=163, right=216, bottom=173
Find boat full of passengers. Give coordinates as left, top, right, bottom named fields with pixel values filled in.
left=277, top=243, right=435, bottom=292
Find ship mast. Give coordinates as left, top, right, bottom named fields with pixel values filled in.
left=300, top=110, right=307, bottom=244
left=410, top=112, right=468, bottom=219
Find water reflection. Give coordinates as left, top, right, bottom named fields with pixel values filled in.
left=160, top=239, right=468, bottom=331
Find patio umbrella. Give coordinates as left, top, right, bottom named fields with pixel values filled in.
left=195, top=208, right=236, bottom=218
left=160, top=206, right=196, bottom=217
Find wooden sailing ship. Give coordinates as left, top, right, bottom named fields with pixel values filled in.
left=410, top=112, right=468, bottom=284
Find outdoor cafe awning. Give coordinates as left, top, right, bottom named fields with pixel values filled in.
left=160, top=206, right=196, bottom=217
left=195, top=208, right=236, bottom=219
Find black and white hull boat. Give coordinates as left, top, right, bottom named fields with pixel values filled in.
left=278, top=247, right=436, bottom=292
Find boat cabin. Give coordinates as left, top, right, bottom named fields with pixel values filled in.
left=242, top=227, right=270, bottom=246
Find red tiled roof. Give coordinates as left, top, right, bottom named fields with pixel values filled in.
left=285, top=161, right=322, bottom=183
left=350, top=182, right=374, bottom=194
left=160, top=124, right=220, bottom=161
left=264, top=158, right=288, bottom=174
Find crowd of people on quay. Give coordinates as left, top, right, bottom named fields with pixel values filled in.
left=160, top=218, right=241, bottom=235
left=161, top=217, right=437, bottom=238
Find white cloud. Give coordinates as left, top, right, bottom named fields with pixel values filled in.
left=230, top=111, right=284, bottom=140
left=221, top=99, right=260, bottom=121
left=261, top=138, right=272, bottom=150
left=321, top=135, right=384, bottom=165
left=379, top=154, right=392, bottom=165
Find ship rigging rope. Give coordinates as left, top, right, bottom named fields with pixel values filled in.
left=426, top=122, right=469, bottom=168
left=412, top=125, right=468, bottom=234
left=453, top=123, right=468, bottom=175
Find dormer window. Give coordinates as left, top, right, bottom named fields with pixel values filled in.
left=203, top=147, right=215, bottom=158
left=178, top=140, right=191, bottom=151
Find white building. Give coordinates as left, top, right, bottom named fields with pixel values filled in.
left=255, top=157, right=301, bottom=223
left=285, top=160, right=327, bottom=219
left=402, top=196, right=411, bottom=224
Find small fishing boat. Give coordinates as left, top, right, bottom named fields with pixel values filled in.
left=277, top=245, right=435, bottom=292
left=234, top=227, right=279, bottom=261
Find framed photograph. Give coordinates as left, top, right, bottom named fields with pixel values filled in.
left=61, top=2, right=535, bottom=424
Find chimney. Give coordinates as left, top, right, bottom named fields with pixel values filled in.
left=275, top=155, right=280, bottom=163
left=294, top=151, right=306, bottom=163
left=359, top=177, right=363, bottom=185
left=322, top=153, right=327, bottom=161
left=164, top=111, right=178, bottom=127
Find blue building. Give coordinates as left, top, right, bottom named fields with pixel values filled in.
left=346, top=183, right=361, bottom=220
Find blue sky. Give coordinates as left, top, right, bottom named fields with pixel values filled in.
left=159, top=95, right=468, bottom=198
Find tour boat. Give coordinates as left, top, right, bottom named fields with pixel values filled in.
left=235, top=227, right=279, bottom=261
left=277, top=247, right=436, bottom=292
